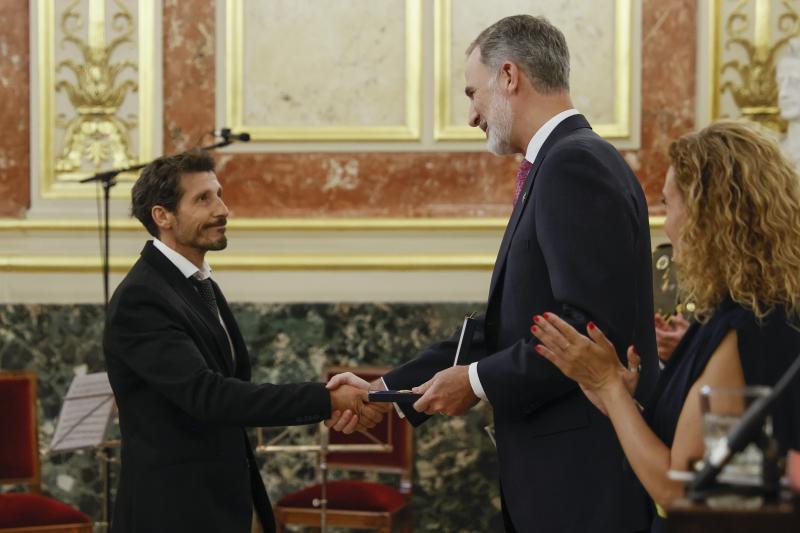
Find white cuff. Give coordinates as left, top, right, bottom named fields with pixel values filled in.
left=381, top=377, right=406, bottom=419
left=468, top=362, right=489, bottom=402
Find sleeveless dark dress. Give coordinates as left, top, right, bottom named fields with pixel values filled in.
left=645, top=298, right=800, bottom=532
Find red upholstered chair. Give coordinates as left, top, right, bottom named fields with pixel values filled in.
left=274, top=367, right=414, bottom=532
left=0, top=372, right=92, bottom=533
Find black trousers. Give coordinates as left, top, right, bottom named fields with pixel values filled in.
left=500, top=487, right=518, bottom=533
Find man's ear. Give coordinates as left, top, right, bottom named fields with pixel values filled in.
left=151, top=205, right=173, bottom=232
left=500, top=61, right=521, bottom=94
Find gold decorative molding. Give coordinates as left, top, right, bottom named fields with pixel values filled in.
left=0, top=217, right=505, bottom=232
left=37, top=0, right=156, bottom=199
left=0, top=254, right=496, bottom=273
left=710, top=0, right=800, bottom=130
left=225, top=0, right=422, bottom=141
left=0, top=214, right=668, bottom=273
left=0, top=216, right=666, bottom=232
left=433, top=0, right=633, bottom=140
left=0, top=214, right=666, bottom=272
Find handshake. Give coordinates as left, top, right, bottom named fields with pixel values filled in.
left=324, top=364, right=480, bottom=434
left=325, top=372, right=393, bottom=434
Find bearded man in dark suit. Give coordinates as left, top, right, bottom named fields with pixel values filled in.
left=330, top=15, right=660, bottom=533
left=104, top=150, right=379, bottom=533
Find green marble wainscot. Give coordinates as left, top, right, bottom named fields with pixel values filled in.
left=0, top=303, right=502, bottom=532
left=0, top=304, right=116, bottom=518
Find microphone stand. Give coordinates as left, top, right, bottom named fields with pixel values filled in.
left=80, top=164, right=146, bottom=310
left=316, top=423, right=329, bottom=532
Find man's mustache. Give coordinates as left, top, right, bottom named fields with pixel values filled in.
left=203, top=219, right=227, bottom=229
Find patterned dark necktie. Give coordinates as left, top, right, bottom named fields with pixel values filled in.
left=191, top=275, right=237, bottom=367
left=191, top=276, right=220, bottom=318
left=513, top=158, right=533, bottom=205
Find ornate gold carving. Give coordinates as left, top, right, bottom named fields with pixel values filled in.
left=55, top=0, right=138, bottom=172
left=718, top=0, right=800, bottom=131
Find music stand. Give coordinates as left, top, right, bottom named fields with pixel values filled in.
left=48, top=372, right=118, bottom=532
left=256, top=424, right=393, bottom=533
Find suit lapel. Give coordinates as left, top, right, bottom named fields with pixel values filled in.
left=141, top=242, right=235, bottom=376
left=487, top=164, right=535, bottom=299
left=487, top=114, right=592, bottom=301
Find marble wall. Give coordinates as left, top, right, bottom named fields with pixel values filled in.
left=447, top=0, right=620, bottom=129
left=163, top=0, right=216, bottom=154
left=240, top=1, right=409, bottom=128
left=0, top=1, right=30, bottom=216
left=214, top=151, right=517, bottom=218
left=630, top=0, right=697, bottom=213
left=0, top=0, right=698, bottom=217
left=219, top=0, right=695, bottom=215
left=0, top=302, right=503, bottom=532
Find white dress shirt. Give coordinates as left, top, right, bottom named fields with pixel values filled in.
left=468, top=108, right=580, bottom=403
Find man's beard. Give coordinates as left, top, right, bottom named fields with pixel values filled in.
left=486, top=82, right=515, bottom=156
left=186, top=235, right=228, bottom=252
left=191, top=221, right=228, bottom=251
left=204, top=235, right=228, bottom=251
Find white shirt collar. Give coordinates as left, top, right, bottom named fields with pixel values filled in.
left=524, top=108, right=580, bottom=164
left=151, top=238, right=212, bottom=280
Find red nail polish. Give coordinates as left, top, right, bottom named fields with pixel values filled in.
left=535, top=345, right=543, bottom=353
left=531, top=325, right=538, bottom=333
left=588, top=322, right=596, bottom=330
left=534, top=315, right=541, bottom=323
left=543, top=312, right=551, bottom=319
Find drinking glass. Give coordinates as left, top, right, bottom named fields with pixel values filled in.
left=699, top=385, right=772, bottom=480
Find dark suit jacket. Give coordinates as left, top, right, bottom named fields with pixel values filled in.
left=104, top=242, right=331, bottom=533
left=384, top=115, right=659, bottom=532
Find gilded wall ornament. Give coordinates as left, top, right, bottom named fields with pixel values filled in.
left=720, top=0, right=800, bottom=131
left=55, top=0, right=138, bottom=173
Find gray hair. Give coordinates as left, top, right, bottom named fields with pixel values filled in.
left=467, top=15, right=570, bottom=93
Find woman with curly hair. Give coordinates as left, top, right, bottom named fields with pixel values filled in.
left=529, top=120, right=800, bottom=532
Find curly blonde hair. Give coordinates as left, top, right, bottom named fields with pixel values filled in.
left=668, top=120, right=800, bottom=321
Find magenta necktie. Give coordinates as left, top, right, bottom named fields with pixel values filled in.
left=513, top=159, right=533, bottom=205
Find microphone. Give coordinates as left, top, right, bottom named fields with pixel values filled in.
left=688, top=352, right=800, bottom=494
left=211, top=128, right=251, bottom=142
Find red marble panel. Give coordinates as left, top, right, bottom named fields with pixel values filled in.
left=0, top=1, right=30, bottom=217
left=216, top=152, right=517, bottom=218
left=622, top=0, right=698, bottom=215
left=160, top=0, right=698, bottom=219
left=162, top=0, right=216, bottom=154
